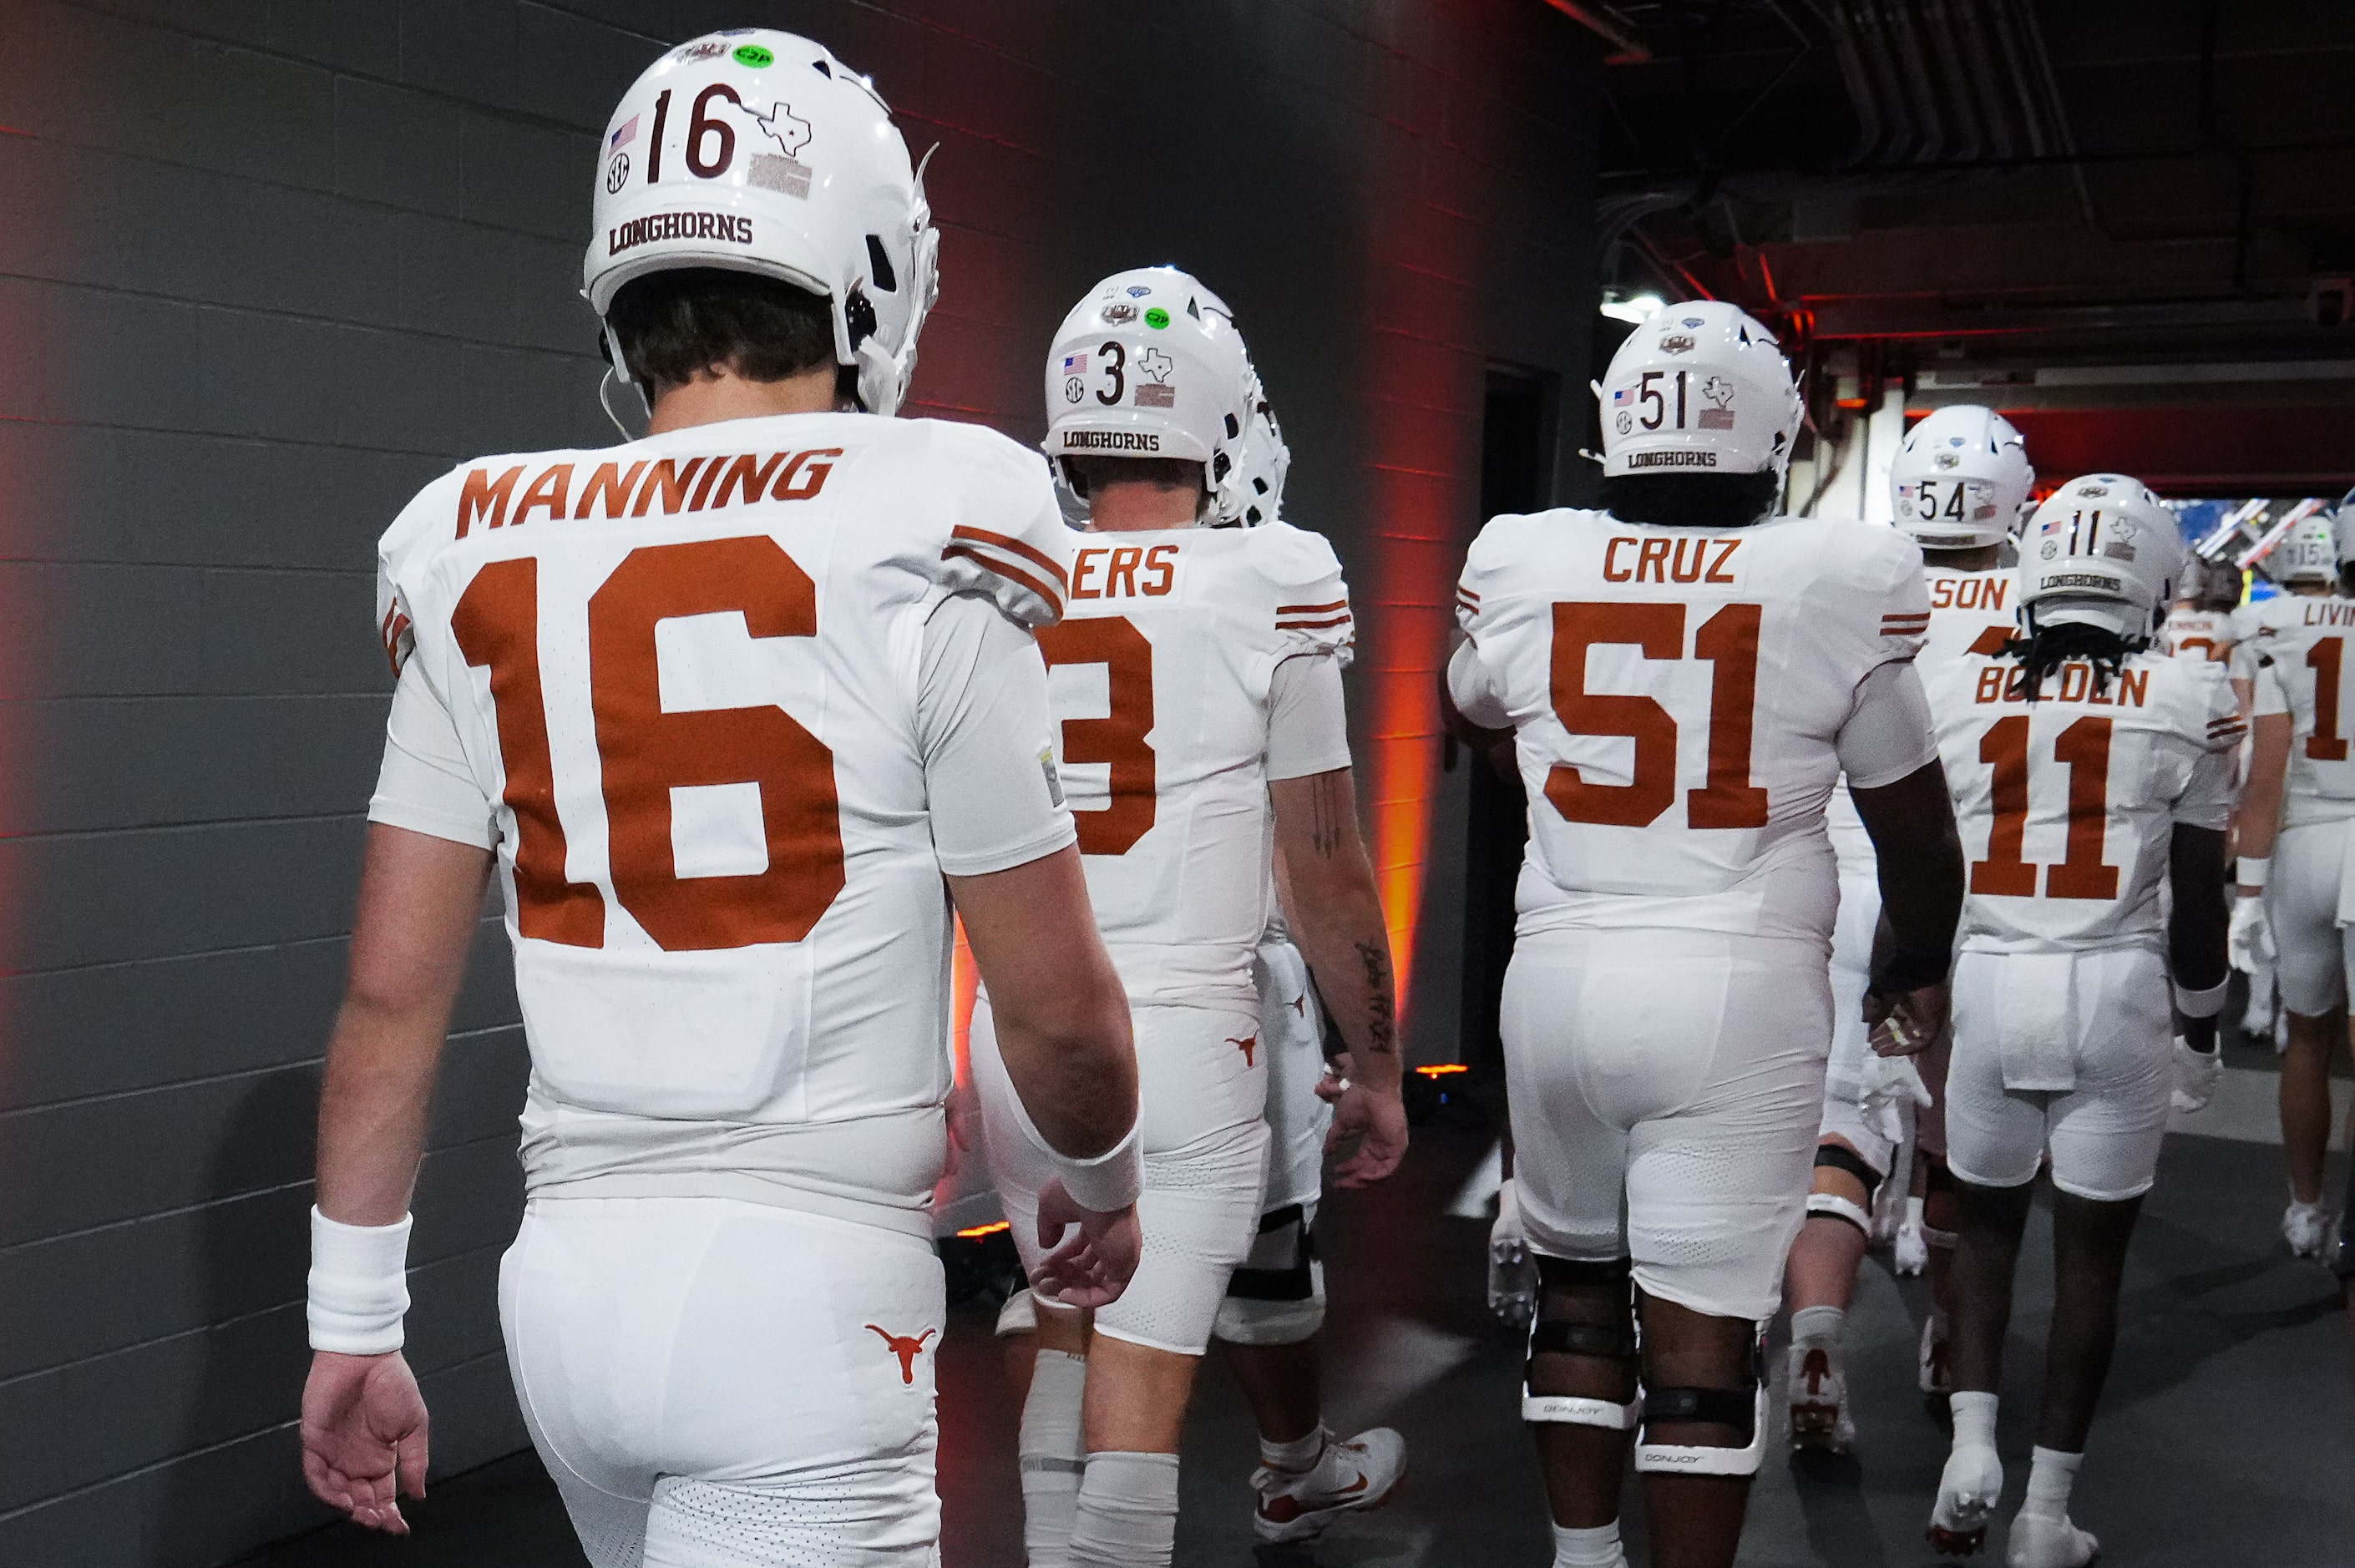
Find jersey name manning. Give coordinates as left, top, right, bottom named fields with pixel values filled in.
left=372, top=413, right=1074, bottom=1235
left=1041, top=521, right=1352, bottom=1008
left=1926, top=650, right=2239, bottom=953
left=2162, top=607, right=2233, bottom=664
left=2242, top=592, right=2355, bottom=826
left=1827, top=563, right=2018, bottom=864
left=1455, top=510, right=1930, bottom=939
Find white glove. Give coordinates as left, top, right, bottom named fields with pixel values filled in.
left=1858, top=1054, right=1936, bottom=1147
left=1892, top=1197, right=1929, bottom=1277
left=2171, top=1038, right=2225, bottom=1112
left=1488, top=1178, right=1536, bottom=1324
left=2229, top=894, right=2276, bottom=972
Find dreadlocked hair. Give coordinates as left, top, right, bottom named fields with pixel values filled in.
left=2001, top=620, right=2138, bottom=703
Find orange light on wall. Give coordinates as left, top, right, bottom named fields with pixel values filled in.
left=1413, top=1063, right=1470, bottom=1078
left=955, top=1220, right=1011, bottom=1239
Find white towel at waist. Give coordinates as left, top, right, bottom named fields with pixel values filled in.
left=1996, top=950, right=2079, bottom=1093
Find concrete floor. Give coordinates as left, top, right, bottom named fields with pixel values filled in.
left=241, top=1043, right=2355, bottom=1567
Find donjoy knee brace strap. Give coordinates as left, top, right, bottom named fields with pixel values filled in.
left=1633, top=1332, right=1767, bottom=1477
left=1522, top=1257, right=1639, bottom=1431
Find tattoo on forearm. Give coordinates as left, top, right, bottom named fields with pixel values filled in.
left=1307, top=775, right=1346, bottom=858
left=1355, top=938, right=1395, bottom=1055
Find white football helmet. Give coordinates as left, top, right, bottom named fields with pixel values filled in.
left=2018, top=474, right=2183, bottom=640
left=1890, top=405, right=2033, bottom=549
left=1595, top=301, right=1803, bottom=479
left=584, top=29, right=939, bottom=416
left=2261, top=510, right=2338, bottom=585
left=1044, top=267, right=1255, bottom=524
left=1228, top=371, right=1290, bottom=528
left=2334, top=488, right=2355, bottom=574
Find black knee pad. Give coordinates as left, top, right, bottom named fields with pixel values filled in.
left=1814, top=1141, right=1883, bottom=1199
left=1522, top=1255, right=1639, bottom=1430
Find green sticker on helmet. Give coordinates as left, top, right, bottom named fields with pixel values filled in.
left=733, top=43, right=774, bottom=68
left=1144, top=306, right=1170, bottom=329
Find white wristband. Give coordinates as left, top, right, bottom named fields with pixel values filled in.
left=1053, top=1120, right=1142, bottom=1214
left=307, top=1206, right=413, bottom=1355
left=2172, top=978, right=2230, bottom=1019
left=2237, top=857, right=2270, bottom=889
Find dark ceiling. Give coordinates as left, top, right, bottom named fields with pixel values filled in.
left=1579, top=0, right=2355, bottom=493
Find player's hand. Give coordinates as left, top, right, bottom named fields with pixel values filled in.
left=1320, top=1057, right=1409, bottom=1188
left=2228, top=893, right=2275, bottom=971
left=1864, top=981, right=1947, bottom=1058
left=2171, top=1034, right=2225, bottom=1112
left=1859, top=1052, right=1935, bottom=1144
left=1031, top=1177, right=1142, bottom=1310
left=301, top=1350, right=428, bottom=1534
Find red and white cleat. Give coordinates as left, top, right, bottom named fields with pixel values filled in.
left=2007, top=1508, right=2099, bottom=1567
left=1253, top=1427, right=1405, bottom=1543
left=1928, top=1442, right=2003, bottom=1557
left=1787, top=1342, right=1855, bottom=1454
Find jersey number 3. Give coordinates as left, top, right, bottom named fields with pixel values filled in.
left=451, top=539, right=846, bottom=952
left=1035, top=615, right=1157, bottom=855
left=1546, top=601, right=1768, bottom=829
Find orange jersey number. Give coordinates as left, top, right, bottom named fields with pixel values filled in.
left=1036, top=615, right=1157, bottom=855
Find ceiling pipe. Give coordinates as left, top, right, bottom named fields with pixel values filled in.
left=1537, top=0, right=1654, bottom=63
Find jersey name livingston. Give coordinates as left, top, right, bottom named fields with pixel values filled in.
left=2237, top=594, right=2355, bottom=827
left=1041, top=521, right=1352, bottom=1008
left=372, top=412, right=1075, bottom=1234
left=1927, top=650, right=2239, bottom=953
left=1455, top=510, right=1929, bottom=939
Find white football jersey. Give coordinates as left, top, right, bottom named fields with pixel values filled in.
left=1927, top=650, right=2239, bottom=953
left=1826, top=562, right=2019, bottom=863
left=2161, top=607, right=2234, bottom=665
left=2242, top=590, right=2355, bottom=827
left=1040, top=521, right=1353, bottom=1009
left=1453, top=510, right=1933, bottom=940
left=369, top=413, right=1076, bottom=1236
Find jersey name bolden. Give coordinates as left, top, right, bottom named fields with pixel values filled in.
left=1973, top=661, right=2150, bottom=708
left=1599, top=534, right=1742, bottom=585
left=1070, top=543, right=1179, bottom=600
left=451, top=448, right=843, bottom=538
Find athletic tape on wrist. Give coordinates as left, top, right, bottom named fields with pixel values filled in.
left=2172, top=978, right=2230, bottom=1019
left=307, top=1206, right=412, bottom=1355
left=2237, top=857, right=2270, bottom=890
left=1053, top=1120, right=1142, bottom=1213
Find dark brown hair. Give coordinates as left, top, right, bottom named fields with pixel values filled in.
left=605, top=267, right=836, bottom=392
left=1062, top=456, right=1205, bottom=498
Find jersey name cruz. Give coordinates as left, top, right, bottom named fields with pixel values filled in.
left=1599, top=534, right=1744, bottom=585
left=1973, top=662, right=2150, bottom=707
left=1071, top=542, right=1180, bottom=600
left=453, top=448, right=844, bottom=538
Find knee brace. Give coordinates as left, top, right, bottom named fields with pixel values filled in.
left=1633, top=1328, right=1766, bottom=1478
left=1921, top=1156, right=1959, bottom=1250
left=1522, top=1257, right=1640, bottom=1432
left=1806, top=1143, right=1883, bottom=1235
left=1214, top=1205, right=1324, bottom=1345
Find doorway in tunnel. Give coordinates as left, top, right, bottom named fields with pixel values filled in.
left=1455, top=367, right=1555, bottom=1089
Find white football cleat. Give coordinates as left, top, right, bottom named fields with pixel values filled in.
left=1927, top=1442, right=2004, bottom=1556
left=2283, top=1196, right=2332, bottom=1258
left=1253, top=1427, right=1405, bottom=1543
left=1918, top=1313, right=1953, bottom=1397
left=2007, top=1509, right=2099, bottom=1567
left=1894, top=1197, right=1930, bottom=1277
left=1788, top=1342, right=1856, bottom=1454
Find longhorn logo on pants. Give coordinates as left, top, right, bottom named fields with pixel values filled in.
left=867, top=1325, right=935, bottom=1384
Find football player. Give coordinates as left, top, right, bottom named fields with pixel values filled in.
left=2229, top=504, right=2355, bottom=1256
left=970, top=270, right=1408, bottom=1568
left=1446, top=302, right=1966, bottom=1568
left=1922, top=477, right=2235, bottom=1565
left=1786, top=404, right=2034, bottom=1451
left=2164, top=551, right=2243, bottom=665
left=1210, top=382, right=1406, bottom=1545
left=298, top=33, right=1145, bottom=1565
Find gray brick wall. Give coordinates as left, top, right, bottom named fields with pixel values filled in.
left=0, top=3, right=1597, bottom=1562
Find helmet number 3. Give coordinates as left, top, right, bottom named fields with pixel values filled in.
left=1094, top=341, right=1126, bottom=407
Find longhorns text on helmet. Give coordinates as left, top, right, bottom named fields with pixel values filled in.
left=584, top=29, right=939, bottom=419
left=1042, top=267, right=1259, bottom=528
left=1593, top=300, right=1806, bottom=481
left=2017, top=475, right=2185, bottom=641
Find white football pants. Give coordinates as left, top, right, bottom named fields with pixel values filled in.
left=970, top=995, right=1269, bottom=1354
left=499, top=1196, right=945, bottom=1567
left=1502, top=924, right=1831, bottom=1321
